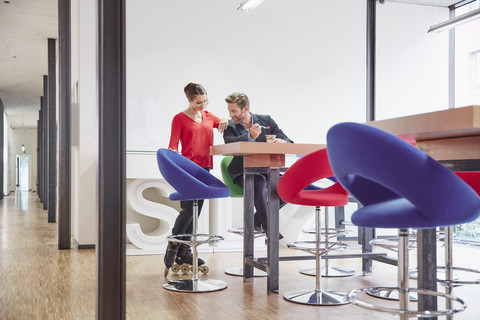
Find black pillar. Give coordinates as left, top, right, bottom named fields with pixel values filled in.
left=97, top=0, right=126, bottom=319
left=0, top=97, right=4, bottom=200
left=35, top=116, right=42, bottom=199
left=58, top=0, right=72, bottom=249
left=366, top=0, right=376, bottom=121
left=48, top=38, right=57, bottom=223
left=38, top=102, right=43, bottom=201
left=43, top=75, right=49, bottom=211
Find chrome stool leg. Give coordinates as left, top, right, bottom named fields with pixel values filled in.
left=284, top=206, right=349, bottom=305
left=299, top=207, right=355, bottom=278
left=163, top=200, right=228, bottom=293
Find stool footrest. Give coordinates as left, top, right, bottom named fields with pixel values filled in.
left=227, top=227, right=265, bottom=238
left=302, top=227, right=350, bottom=238
left=437, top=266, right=480, bottom=285
left=348, top=286, right=466, bottom=317
left=287, top=240, right=348, bottom=255
left=167, top=233, right=224, bottom=246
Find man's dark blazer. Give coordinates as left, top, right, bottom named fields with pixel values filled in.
left=223, top=113, right=293, bottom=182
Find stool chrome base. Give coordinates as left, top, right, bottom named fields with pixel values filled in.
left=299, top=266, right=355, bottom=277
left=224, top=266, right=267, bottom=277
left=163, top=278, right=228, bottom=293
left=284, top=289, right=349, bottom=306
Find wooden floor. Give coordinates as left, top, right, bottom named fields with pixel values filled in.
left=2, top=191, right=480, bottom=319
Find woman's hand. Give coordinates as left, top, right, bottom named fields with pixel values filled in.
left=218, top=117, right=229, bottom=133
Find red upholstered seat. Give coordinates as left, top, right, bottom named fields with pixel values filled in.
left=277, top=148, right=348, bottom=207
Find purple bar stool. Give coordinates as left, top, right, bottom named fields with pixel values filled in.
left=157, top=149, right=231, bottom=293
left=327, top=122, right=480, bottom=319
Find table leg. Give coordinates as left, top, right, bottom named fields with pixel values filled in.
left=417, top=228, right=438, bottom=319
left=243, top=172, right=255, bottom=282
left=267, top=168, right=280, bottom=293
left=359, top=227, right=374, bottom=276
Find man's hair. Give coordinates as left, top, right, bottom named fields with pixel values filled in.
left=225, top=92, right=250, bottom=109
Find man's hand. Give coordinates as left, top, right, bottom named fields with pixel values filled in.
left=273, top=138, right=287, bottom=143
left=249, top=123, right=262, bottom=139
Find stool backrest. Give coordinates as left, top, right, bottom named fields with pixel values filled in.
left=277, top=148, right=349, bottom=207
left=326, top=122, right=480, bottom=229
left=455, top=172, right=480, bottom=196
left=220, top=156, right=244, bottom=197
left=156, top=148, right=231, bottom=201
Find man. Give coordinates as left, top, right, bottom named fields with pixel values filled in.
left=223, top=92, right=293, bottom=237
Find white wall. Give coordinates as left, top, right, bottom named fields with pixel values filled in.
left=376, top=2, right=450, bottom=119
left=126, top=0, right=449, bottom=150
left=70, top=0, right=98, bottom=246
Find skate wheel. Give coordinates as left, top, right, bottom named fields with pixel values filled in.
left=181, top=265, right=191, bottom=274
left=171, top=264, right=180, bottom=274
left=199, top=265, right=209, bottom=274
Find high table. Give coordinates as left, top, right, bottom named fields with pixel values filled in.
left=367, top=105, right=480, bottom=314
left=211, top=142, right=325, bottom=293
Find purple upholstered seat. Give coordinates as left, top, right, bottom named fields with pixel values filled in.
left=156, top=148, right=230, bottom=201
left=326, top=122, right=480, bottom=229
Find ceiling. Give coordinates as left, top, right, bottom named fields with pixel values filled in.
left=386, top=0, right=468, bottom=6
left=0, top=0, right=57, bottom=129
left=0, top=0, right=468, bottom=129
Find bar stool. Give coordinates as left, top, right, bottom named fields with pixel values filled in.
left=439, top=172, right=480, bottom=288
left=220, top=155, right=268, bottom=277
left=439, top=172, right=480, bottom=317
left=157, top=149, right=231, bottom=293
left=327, top=122, right=480, bottom=318
left=277, top=148, right=350, bottom=305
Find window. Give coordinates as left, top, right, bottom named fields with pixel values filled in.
left=473, top=50, right=480, bottom=94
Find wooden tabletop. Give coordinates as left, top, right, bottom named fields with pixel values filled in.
left=367, top=105, right=480, bottom=141
left=367, top=105, right=480, bottom=161
left=210, top=142, right=325, bottom=156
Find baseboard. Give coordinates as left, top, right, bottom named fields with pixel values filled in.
left=74, top=239, right=95, bottom=250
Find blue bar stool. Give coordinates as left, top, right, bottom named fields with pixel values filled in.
left=277, top=148, right=350, bottom=305
left=327, top=122, right=480, bottom=318
left=157, top=149, right=231, bottom=293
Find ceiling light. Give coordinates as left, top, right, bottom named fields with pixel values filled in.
left=428, top=8, right=480, bottom=33
left=237, top=0, right=265, bottom=12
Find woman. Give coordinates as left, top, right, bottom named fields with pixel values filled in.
left=165, top=82, right=227, bottom=273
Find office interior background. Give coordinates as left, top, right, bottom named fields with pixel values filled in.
left=2, top=0, right=479, bottom=245
left=1, top=0, right=480, bottom=318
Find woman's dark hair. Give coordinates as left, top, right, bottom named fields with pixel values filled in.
left=184, top=82, right=207, bottom=100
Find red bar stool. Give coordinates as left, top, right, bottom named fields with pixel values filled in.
left=277, top=148, right=350, bottom=305
left=440, top=172, right=480, bottom=287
